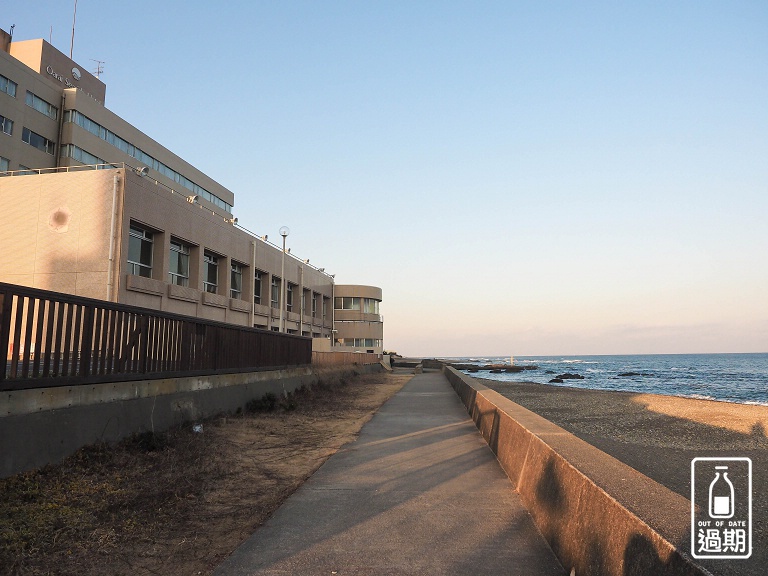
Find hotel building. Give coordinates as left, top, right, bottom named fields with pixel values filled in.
left=0, top=29, right=382, bottom=351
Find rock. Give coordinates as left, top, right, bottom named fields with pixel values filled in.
left=555, top=373, right=585, bottom=380
left=483, top=364, right=539, bottom=372
left=549, top=378, right=564, bottom=383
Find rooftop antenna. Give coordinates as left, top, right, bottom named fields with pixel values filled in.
left=69, top=0, right=78, bottom=59
left=91, top=58, right=104, bottom=78
left=49, top=26, right=53, bottom=44
left=9, top=24, right=14, bottom=41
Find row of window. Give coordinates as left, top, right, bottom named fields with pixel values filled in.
left=25, top=91, right=58, bottom=120
left=0, top=107, right=58, bottom=157
left=65, top=110, right=232, bottom=213
left=129, top=224, right=241, bottom=297
left=337, top=338, right=381, bottom=348
left=334, top=297, right=380, bottom=314
left=22, top=127, right=55, bottom=155
left=266, top=277, right=326, bottom=317
left=61, top=144, right=105, bottom=165
left=1, top=80, right=59, bottom=157
left=128, top=222, right=329, bottom=317
left=0, top=74, right=56, bottom=121
left=0, top=71, right=231, bottom=214
left=0, top=81, right=58, bottom=137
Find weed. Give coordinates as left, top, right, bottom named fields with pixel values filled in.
left=246, top=392, right=278, bottom=412
left=130, top=431, right=168, bottom=452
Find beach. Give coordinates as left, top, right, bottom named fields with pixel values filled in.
left=480, top=378, right=767, bottom=576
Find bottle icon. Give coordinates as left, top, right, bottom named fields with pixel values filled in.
left=709, top=465, right=735, bottom=518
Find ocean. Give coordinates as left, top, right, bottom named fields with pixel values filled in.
left=441, top=353, right=768, bottom=406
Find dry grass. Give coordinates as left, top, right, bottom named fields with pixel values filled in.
left=0, top=370, right=412, bottom=576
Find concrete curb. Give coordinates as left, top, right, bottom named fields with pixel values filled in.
left=443, top=366, right=712, bottom=576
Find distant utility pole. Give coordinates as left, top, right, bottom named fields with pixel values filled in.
left=69, top=0, right=78, bottom=59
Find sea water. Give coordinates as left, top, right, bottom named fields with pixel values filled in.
left=441, top=353, right=768, bottom=406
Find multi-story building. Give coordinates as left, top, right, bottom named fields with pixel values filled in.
left=0, top=29, right=382, bottom=346
left=333, top=285, right=384, bottom=354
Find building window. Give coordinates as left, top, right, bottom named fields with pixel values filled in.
left=254, top=271, right=263, bottom=305
left=127, top=224, right=153, bottom=277
left=169, top=239, right=190, bottom=286
left=363, top=298, right=380, bottom=314
left=0, top=157, right=8, bottom=172
left=341, top=338, right=380, bottom=348
left=322, top=297, right=328, bottom=320
left=203, top=252, right=218, bottom=294
left=301, top=289, right=310, bottom=316
left=63, top=109, right=233, bottom=213
left=60, top=144, right=105, bottom=165
left=271, top=277, right=280, bottom=309
left=286, top=283, right=294, bottom=312
left=25, top=91, right=58, bottom=120
left=334, top=297, right=360, bottom=311
left=0, top=114, right=12, bottom=136
left=231, top=263, right=243, bottom=299
left=0, top=74, right=17, bottom=98
left=311, top=294, right=318, bottom=317
left=22, top=127, right=55, bottom=155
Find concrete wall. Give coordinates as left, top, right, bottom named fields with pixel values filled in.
left=0, top=169, right=117, bottom=300
left=0, top=363, right=381, bottom=478
left=443, top=367, right=709, bottom=576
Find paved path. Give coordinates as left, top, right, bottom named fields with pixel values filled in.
left=215, top=370, right=565, bottom=575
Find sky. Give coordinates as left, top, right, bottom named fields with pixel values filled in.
left=7, top=1, right=768, bottom=356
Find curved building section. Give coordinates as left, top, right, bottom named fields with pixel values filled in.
left=333, top=285, right=383, bottom=354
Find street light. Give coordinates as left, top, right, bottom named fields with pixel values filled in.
left=279, top=226, right=290, bottom=332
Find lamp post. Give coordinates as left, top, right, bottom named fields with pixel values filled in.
left=279, top=226, right=290, bottom=332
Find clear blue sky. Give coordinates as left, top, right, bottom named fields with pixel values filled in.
left=9, top=1, right=768, bottom=356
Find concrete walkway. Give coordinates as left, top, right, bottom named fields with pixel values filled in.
left=214, top=370, right=566, bottom=575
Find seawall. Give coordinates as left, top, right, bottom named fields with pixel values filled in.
left=1, top=364, right=381, bottom=478
left=443, top=366, right=710, bottom=576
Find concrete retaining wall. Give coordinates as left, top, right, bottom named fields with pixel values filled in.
left=443, top=366, right=710, bottom=576
left=1, top=364, right=381, bottom=478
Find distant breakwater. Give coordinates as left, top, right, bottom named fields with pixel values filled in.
left=446, top=362, right=538, bottom=374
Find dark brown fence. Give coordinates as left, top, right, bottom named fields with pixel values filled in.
left=0, top=282, right=311, bottom=391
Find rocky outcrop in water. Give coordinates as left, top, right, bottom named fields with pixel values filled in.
left=549, top=373, right=585, bottom=383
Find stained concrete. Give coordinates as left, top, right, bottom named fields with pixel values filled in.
left=215, top=370, right=565, bottom=576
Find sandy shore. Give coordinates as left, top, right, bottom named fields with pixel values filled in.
left=480, top=378, right=766, bottom=576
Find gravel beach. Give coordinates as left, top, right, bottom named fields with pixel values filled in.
left=480, top=378, right=767, bottom=576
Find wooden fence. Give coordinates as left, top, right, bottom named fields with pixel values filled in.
left=0, top=282, right=311, bottom=391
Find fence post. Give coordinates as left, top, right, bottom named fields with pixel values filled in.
left=0, top=291, right=11, bottom=383
left=139, top=315, right=150, bottom=374
left=79, top=306, right=94, bottom=378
